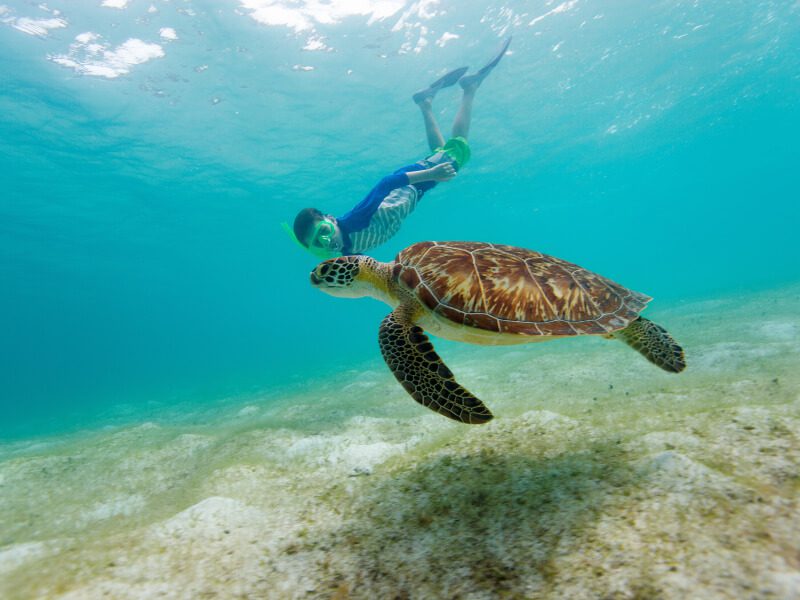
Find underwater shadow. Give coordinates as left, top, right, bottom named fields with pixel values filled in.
left=313, top=439, right=639, bottom=598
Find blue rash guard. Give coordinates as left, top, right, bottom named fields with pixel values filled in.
left=336, top=163, right=440, bottom=255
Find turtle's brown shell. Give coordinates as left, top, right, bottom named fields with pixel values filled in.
left=392, top=241, right=651, bottom=336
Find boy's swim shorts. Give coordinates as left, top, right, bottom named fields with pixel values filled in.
left=418, top=136, right=471, bottom=171
left=434, top=136, right=471, bottom=169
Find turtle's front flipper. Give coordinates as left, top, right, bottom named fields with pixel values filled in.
left=379, top=309, right=493, bottom=424
left=614, top=317, right=686, bottom=373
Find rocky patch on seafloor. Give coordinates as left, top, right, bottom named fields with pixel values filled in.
left=1, top=287, right=799, bottom=599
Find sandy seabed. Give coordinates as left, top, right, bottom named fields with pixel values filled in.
left=1, top=285, right=799, bottom=599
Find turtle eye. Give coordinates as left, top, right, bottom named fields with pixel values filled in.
left=319, top=264, right=330, bottom=276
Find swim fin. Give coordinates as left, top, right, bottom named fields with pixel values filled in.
left=412, top=66, right=469, bottom=104
left=459, top=36, right=511, bottom=88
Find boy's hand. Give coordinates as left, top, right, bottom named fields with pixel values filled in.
left=428, top=162, right=457, bottom=182
left=406, top=162, right=458, bottom=185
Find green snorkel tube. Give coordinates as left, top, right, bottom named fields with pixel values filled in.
left=281, top=221, right=341, bottom=260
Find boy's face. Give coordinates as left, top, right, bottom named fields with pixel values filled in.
left=305, top=216, right=343, bottom=258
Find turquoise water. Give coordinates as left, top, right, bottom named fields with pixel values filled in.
left=2, top=3, right=800, bottom=596
left=3, top=1, right=799, bottom=441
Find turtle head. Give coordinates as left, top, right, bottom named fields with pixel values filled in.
left=310, top=255, right=388, bottom=300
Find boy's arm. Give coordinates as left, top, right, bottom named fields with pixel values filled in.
left=338, top=163, right=456, bottom=233
left=406, top=162, right=457, bottom=185
left=338, top=172, right=410, bottom=232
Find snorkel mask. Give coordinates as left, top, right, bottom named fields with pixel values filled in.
left=281, top=218, right=342, bottom=259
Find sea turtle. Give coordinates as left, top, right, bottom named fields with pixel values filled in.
left=310, top=241, right=685, bottom=424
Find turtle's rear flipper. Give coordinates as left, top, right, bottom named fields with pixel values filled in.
left=379, top=309, right=493, bottom=424
left=614, top=317, right=686, bottom=373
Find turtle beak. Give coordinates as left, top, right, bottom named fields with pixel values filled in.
left=310, top=270, right=322, bottom=286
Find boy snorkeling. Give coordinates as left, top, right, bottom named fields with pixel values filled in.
left=286, top=37, right=511, bottom=258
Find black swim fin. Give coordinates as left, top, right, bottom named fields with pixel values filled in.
left=459, top=36, right=512, bottom=88
left=412, top=66, right=469, bottom=104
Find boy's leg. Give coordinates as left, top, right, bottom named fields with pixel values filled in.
left=413, top=66, right=468, bottom=152
left=451, top=36, right=512, bottom=140
left=451, top=85, right=476, bottom=140
left=416, top=96, right=446, bottom=152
